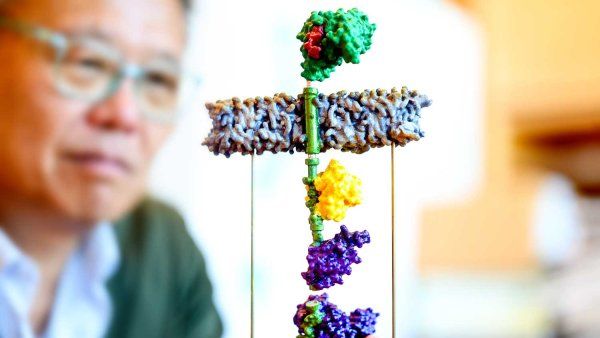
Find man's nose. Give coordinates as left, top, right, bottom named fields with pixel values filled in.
left=86, top=80, right=140, bottom=133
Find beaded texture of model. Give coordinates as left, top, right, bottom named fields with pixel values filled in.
left=202, top=87, right=431, bottom=157
left=302, top=225, right=370, bottom=291
left=314, top=159, right=362, bottom=222
left=202, top=7, right=432, bottom=337
left=297, top=8, right=376, bottom=81
left=294, top=293, right=379, bottom=338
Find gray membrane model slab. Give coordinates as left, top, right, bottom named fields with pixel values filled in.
left=203, top=87, right=431, bottom=157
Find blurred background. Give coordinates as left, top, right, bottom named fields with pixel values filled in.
left=148, top=0, right=600, bottom=337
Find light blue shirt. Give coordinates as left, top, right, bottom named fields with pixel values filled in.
left=0, top=223, right=120, bottom=338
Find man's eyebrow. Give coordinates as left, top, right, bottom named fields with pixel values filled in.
left=152, top=53, right=181, bottom=67
left=59, top=26, right=182, bottom=65
left=62, top=26, right=113, bottom=42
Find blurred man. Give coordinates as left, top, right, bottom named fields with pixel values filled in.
left=0, top=0, right=222, bottom=337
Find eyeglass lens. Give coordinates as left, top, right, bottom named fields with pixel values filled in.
left=54, top=37, right=181, bottom=120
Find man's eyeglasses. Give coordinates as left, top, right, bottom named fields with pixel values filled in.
left=0, top=17, right=193, bottom=124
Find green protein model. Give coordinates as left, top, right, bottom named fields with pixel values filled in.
left=295, top=300, right=325, bottom=338
left=297, top=8, right=376, bottom=81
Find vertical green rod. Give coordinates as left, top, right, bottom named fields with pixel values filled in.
left=391, top=145, right=396, bottom=338
left=304, top=86, right=320, bottom=155
left=250, top=153, right=255, bottom=338
left=304, top=86, right=323, bottom=245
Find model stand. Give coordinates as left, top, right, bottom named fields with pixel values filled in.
left=203, top=8, right=431, bottom=338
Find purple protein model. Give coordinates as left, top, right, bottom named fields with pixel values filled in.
left=302, top=225, right=371, bottom=291
left=294, top=293, right=379, bottom=338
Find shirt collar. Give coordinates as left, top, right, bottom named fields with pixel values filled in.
left=79, top=222, right=121, bottom=284
left=0, top=222, right=120, bottom=283
left=0, top=227, right=30, bottom=274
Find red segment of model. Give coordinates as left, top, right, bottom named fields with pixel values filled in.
left=303, top=25, right=324, bottom=59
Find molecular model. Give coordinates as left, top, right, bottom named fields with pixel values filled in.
left=203, top=8, right=431, bottom=337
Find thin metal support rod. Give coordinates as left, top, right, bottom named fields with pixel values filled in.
left=390, top=145, right=396, bottom=338
left=250, top=154, right=255, bottom=338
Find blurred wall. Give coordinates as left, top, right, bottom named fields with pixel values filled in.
left=417, top=0, right=600, bottom=336
left=421, top=0, right=600, bottom=272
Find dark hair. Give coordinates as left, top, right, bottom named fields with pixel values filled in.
left=180, top=0, right=192, bottom=12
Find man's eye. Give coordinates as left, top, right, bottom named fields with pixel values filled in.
left=145, top=72, right=177, bottom=90
left=79, top=58, right=104, bottom=68
left=72, top=56, right=111, bottom=71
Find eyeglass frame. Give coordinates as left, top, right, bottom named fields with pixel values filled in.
left=0, top=16, right=198, bottom=124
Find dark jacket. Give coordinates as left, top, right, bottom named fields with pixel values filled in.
left=106, top=198, right=223, bottom=338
